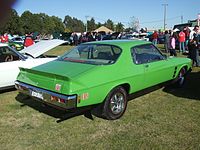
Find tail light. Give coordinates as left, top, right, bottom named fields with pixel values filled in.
left=51, top=96, right=66, bottom=104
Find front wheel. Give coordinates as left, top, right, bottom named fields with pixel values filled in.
left=102, top=86, right=127, bottom=120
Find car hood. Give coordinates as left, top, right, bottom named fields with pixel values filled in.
left=20, top=39, right=66, bottom=58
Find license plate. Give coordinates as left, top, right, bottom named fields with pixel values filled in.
left=31, top=90, right=43, bottom=100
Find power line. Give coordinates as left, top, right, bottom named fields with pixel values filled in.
left=83, top=15, right=183, bottom=29
left=140, top=16, right=181, bottom=24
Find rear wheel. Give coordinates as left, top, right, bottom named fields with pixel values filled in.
left=174, top=67, right=186, bottom=87
left=102, top=86, right=127, bottom=120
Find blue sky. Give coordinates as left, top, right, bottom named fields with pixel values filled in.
left=13, top=0, right=200, bottom=30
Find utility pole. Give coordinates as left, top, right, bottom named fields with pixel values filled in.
left=85, top=16, right=89, bottom=32
left=162, top=4, right=168, bottom=31
left=181, top=15, right=183, bottom=24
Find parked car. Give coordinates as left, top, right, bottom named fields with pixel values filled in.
left=8, top=36, right=25, bottom=51
left=102, top=32, right=120, bottom=40
left=8, top=42, right=24, bottom=51
left=0, top=39, right=66, bottom=90
left=147, top=33, right=164, bottom=44
left=9, top=36, right=24, bottom=44
left=15, top=40, right=192, bottom=120
left=60, top=32, right=72, bottom=45
left=121, top=33, right=149, bottom=41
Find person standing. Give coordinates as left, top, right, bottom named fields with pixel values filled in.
left=24, top=35, right=34, bottom=47
left=169, top=33, right=177, bottom=57
left=183, top=26, right=190, bottom=51
left=189, top=25, right=200, bottom=67
left=164, top=30, right=170, bottom=53
left=152, top=30, right=158, bottom=46
left=73, top=32, right=78, bottom=46
left=178, top=30, right=186, bottom=53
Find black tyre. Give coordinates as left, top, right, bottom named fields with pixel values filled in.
left=174, top=67, right=186, bottom=87
left=102, top=86, right=127, bottom=120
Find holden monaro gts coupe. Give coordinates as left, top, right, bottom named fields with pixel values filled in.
left=15, top=40, right=192, bottom=120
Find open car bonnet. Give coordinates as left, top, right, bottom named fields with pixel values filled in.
left=20, top=39, right=66, bottom=58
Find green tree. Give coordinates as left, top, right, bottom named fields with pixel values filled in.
left=105, top=19, right=114, bottom=31
left=51, top=16, right=64, bottom=33
left=21, top=12, right=64, bottom=35
left=41, top=13, right=55, bottom=34
left=96, top=22, right=103, bottom=28
left=63, top=15, right=73, bottom=31
left=87, top=18, right=96, bottom=32
left=115, top=22, right=124, bottom=32
left=0, top=9, right=22, bottom=35
left=21, top=11, right=35, bottom=34
left=32, top=14, right=44, bottom=33
left=63, top=15, right=84, bottom=32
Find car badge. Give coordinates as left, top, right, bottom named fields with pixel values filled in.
left=81, top=93, right=89, bottom=100
left=55, top=84, right=61, bottom=91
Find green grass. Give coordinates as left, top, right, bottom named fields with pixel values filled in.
left=0, top=45, right=200, bottom=150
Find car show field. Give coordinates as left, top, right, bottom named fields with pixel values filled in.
left=0, top=45, right=200, bottom=149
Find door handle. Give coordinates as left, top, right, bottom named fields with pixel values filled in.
left=144, top=64, right=149, bottom=68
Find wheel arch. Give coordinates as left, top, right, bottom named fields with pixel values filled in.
left=118, top=83, right=131, bottom=95
left=175, top=65, right=188, bottom=78
left=100, top=83, right=131, bottom=104
left=105, top=83, right=131, bottom=99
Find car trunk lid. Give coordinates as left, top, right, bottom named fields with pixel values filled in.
left=17, top=60, right=97, bottom=94
left=20, top=39, right=67, bottom=58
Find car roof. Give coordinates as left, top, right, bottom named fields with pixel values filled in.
left=81, top=40, right=151, bottom=48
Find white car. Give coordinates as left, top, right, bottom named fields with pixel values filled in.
left=0, top=39, right=66, bottom=90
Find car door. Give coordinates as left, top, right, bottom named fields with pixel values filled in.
left=0, top=46, right=25, bottom=88
left=132, top=44, right=175, bottom=88
left=130, top=48, right=146, bottom=92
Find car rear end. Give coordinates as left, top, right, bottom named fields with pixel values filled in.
left=15, top=67, right=77, bottom=110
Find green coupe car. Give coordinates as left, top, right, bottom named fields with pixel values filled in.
left=15, top=40, right=192, bottom=120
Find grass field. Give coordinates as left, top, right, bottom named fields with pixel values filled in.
left=0, top=45, right=200, bottom=150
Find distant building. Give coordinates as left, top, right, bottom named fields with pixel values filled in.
left=94, top=26, right=113, bottom=34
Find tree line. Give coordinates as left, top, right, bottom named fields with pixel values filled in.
left=0, top=9, right=125, bottom=35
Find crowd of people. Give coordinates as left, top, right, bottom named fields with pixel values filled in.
left=0, top=33, right=9, bottom=43
left=70, top=32, right=109, bottom=46
left=152, top=25, right=200, bottom=67
left=0, top=33, right=35, bottom=47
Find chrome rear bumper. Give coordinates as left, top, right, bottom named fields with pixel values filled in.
left=15, top=81, right=77, bottom=110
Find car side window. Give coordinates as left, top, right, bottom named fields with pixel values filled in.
left=131, top=44, right=164, bottom=64
left=0, top=46, right=20, bottom=63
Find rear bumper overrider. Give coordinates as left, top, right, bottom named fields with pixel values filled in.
left=15, top=81, right=77, bottom=110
